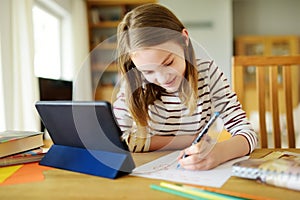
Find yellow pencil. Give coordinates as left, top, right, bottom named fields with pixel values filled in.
left=182, top=183, right=273, bottom=200
left=160, top=182, right=240, bottom=200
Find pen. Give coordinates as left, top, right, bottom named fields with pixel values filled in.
left=185, top=111, right=220, bottom=155
left=177, top=98, right=230, bottom=168
left=192, top=111, right=220, bottom=145
left=177, top=111, right=220, bottom=168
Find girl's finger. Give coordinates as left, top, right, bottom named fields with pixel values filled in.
left=179, top=153, right=206, bottom=169
left=181, top=160, right=210, bottom=170
left=179, top=152, right=202, bottom=164
left=177, top=150, right=185, bottom=160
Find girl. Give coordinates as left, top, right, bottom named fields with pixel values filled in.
left=113, top=3, right=257, bottom=170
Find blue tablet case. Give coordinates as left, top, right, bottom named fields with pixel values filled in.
left=35, top=101, right=135, bottom=179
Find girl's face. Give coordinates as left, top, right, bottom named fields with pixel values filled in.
left=130, top=41, right=186, bottom=92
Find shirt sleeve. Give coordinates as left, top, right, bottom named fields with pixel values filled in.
left=112, top=84, right=151, bottom=152
left=207, top=60, right=258, bottom=153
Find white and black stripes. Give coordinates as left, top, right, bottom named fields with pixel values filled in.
left=113, top=59, right=258, bottom=152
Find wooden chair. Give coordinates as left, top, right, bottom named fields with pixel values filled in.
left=232, top=55, right=300, bottom=148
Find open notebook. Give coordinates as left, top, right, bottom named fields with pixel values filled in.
left=232, top=151, right=300, bottom=191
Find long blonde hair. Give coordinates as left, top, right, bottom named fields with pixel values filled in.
left=117, top=3, right=198, bottom=126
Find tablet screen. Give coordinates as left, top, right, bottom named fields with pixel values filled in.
left=35, top=101, right=129, bottom=154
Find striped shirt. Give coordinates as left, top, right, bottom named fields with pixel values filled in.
left=113, top=59, right=258, bottom=152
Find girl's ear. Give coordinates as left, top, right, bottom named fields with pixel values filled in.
left=181, top=29, right=189, bottom=46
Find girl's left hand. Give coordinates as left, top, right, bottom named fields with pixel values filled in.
left=177, top=135, right=222, bottom=170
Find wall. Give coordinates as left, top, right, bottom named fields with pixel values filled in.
left=53, top=0, right=72, bottom=11
left=233, top=0, right=300, bottom=36
left=159, top=0, right=233, bottom=82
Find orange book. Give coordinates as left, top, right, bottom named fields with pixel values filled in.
left=0, top=147, right=47, bottom=167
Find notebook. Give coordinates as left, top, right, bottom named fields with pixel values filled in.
left=232, top=151, right=300, bottom=191
left=35, top=101, right=135, bottom=178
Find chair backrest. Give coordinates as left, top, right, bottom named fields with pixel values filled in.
left=232, top=55, right=300, bottom=148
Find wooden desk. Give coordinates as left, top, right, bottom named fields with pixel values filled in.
left=0, top=149, right=299, bottom=200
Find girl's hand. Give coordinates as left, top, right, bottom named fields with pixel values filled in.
left=177, top=135, right=222, bottom=170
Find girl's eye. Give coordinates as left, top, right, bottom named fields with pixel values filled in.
left=143, top=71, right=154, bottom=75
left=165, top=60, right=173, bottom=66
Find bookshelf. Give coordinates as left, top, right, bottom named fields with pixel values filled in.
left=86, top=0, right=156, bottom=102
left=235, top=36, right=300, bottom=56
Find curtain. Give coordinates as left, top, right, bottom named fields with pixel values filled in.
left=0, top=32, right=5, bottom=131
left=71, top=0, right=92, bottom=101
left=1, top=0, right=40, bottom=131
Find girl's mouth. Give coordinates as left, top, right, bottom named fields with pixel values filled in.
left=162, top=76, right=176, bottom=88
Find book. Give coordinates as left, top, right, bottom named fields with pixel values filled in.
left=0, top=147, right=48, bottom=167
left=0, top=130, right=44, bottom=158
left=232, top=151, right=300, bottom=191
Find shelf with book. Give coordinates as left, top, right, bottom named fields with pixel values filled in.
left=235, top=35, right=300, bottom=84
left=86, top=0, right=156, bottom=101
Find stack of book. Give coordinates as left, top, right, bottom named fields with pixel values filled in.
left=0, top=130, right=46, bottom=167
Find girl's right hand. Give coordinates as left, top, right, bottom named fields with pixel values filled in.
left=177, top=135, right=220, bottom=170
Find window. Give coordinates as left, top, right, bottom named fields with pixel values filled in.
left=32, top=1, right=72, bottom=81
left=33, top=5, right=61, bottom=79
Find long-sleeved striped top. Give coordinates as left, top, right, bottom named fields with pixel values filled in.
left=113, top=59, right=258, bottom=152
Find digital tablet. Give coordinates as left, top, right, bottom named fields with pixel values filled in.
left=35, top=101, right=130, bottom=154
left=35, top=101, right=135, bottom=178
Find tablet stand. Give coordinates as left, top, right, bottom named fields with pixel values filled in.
left=40, top=144, right=135, bottom=179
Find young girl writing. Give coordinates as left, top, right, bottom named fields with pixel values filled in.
left=113, top=3, right=257, bottom=170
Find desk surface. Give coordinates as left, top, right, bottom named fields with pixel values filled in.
left=0, top=148, right=299, bottom=200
